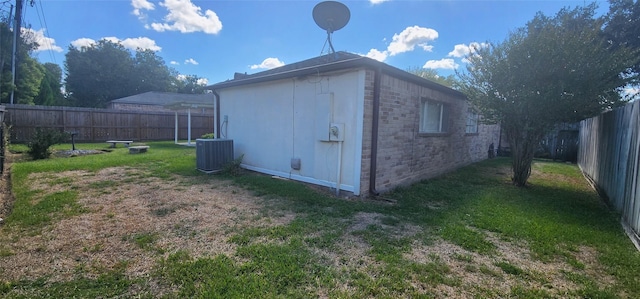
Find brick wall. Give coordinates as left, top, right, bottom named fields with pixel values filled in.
left=359, top=70, right=375, bottom=195
left=360, top=71, right=500, bottom=194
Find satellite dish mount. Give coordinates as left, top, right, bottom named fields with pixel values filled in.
left=313, top=1, right=350, bottom=54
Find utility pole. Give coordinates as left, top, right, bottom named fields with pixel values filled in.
left=0, top=5, right=13, bottom=102
left=9, top=0, right=23, bottom=104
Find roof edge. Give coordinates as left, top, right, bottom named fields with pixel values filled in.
left=208, top=55, right=466, bottom=99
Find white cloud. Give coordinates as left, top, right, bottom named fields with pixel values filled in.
left=108, top=36, right=161, bottom=51
left=185, top=58, right=199, bottom=65
left=71, top=38, right=97, bottom=49
left=363, top=25, right=438, bottom=62
left=423, top=58, right=459, bottom=70
left=122, top=37, right=161, bottom=51
left=365, top=49, right=388, bottom=62
left=388, top=26, right=438, bottom=56
left=170, top=61, right=179, bottom=65
left=132, top=0, right=155, bottom=17
left=151, top=0, right=223, bottom=34
left=176, top=74, right=208, bottom=85
left=22, top=28, right=63, bottom=52
left=72, top=37, right=160, bottom=51
left=370, top=0, right=390, bottom=4
left=250, top=57, right=285, bottom=70
left=448, top=42, right=488, bottom=58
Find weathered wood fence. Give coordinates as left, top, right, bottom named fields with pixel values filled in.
left=578, top=100, right=640, bottom=246
left=5, top=104, right=214, bottom=143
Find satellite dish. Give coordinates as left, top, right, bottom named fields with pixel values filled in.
left=313, top=1, right=350, bottom=53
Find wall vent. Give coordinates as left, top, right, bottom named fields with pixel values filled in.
left=196, top=139, right=234, bottom=173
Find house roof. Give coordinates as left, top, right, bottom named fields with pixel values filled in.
left=110, top=91, right=215, bottom=108
left=208, top=51, right=466, bottom=98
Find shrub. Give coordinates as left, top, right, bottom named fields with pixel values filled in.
left=200, top=133, right=215, bottom=139
left=27, top=128, right=69, bottom=160
left=222, top=154, right=244, bottom=176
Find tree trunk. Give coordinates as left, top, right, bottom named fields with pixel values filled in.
left=506, top=125, right=544, bottom=187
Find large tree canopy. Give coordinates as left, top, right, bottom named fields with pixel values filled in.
left=65, top=40, right=135, bottom=107
left=34, top=63, right=65, bottom=106
left=605, top=0, right=640, bottom=82
left=459, top=4, right=638, bottom=186
left=175, top=74, right=208, bottom=94
left=1, top=21, right=45, bottom=104
left=64, top=40, right=178, bottom=108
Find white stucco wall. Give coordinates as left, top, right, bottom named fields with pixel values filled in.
left=218, top=70, right=365, bottom=194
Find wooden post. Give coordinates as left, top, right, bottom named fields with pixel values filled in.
left=174, top=111, right=178, bottom=144
left=187, top=108, right=192, bottom=146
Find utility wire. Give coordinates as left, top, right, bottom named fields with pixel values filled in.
left=34, top=0, right=56, bottom=64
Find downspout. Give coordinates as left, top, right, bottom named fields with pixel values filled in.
left=369, top=67, right=382, bottom=196
left=213, top=90, right=221, bottom=139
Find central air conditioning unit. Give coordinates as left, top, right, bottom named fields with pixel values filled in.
left=196, top=139, right=234, bottom=173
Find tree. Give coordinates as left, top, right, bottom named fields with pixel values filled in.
left=459, top=4, right=638, bottom=187
left=0, top=19, right=44, bottom=104
left=604, top=0, right=640, bottom=81
left=132, top=49, right=175, bottom=94
left=34, top=63, right=65, bottom=106
left=65, top=40, right=181, bottom=107
left=175, top=74, right=207, bottom=94
left=14, top=55, right=44, bottom=104
left=65, top=40, right=135, bottom=107
left=406, top=67, right=459, bottom=89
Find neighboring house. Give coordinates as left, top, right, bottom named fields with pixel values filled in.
left=109, top=91, right=215, bottom=114
left=208, top=52, right=500, bottom=196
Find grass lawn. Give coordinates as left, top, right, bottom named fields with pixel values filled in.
left=1, top=141, right=639, bottom=298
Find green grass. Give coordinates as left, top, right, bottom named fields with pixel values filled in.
left=1, top=143, right=639, bottom=298
left=4, top=190, right=83, bottom=231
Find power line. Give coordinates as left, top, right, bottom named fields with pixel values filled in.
left=34, top=0, right=56, bottom=64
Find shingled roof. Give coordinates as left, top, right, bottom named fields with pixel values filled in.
left=110, top=91, right=214, bottom=107
left=208, top=51, right=465, bottom=98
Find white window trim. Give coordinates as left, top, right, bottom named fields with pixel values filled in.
left=420, top=98, right=447, bottom=134
left=466, top=108, right=479, bottom=134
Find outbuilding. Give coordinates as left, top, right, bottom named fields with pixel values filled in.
left=208, top=52, right=500, bottom=196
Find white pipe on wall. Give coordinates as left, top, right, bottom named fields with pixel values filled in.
left=336, top=140, right=343, bottom=196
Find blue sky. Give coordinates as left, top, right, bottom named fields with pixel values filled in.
left=16, top=0, right=609, bottom=86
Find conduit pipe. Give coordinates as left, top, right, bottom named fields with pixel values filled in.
left=369, top=67, right=382, bottom=196
left=336, top=140, right=343, bottom=196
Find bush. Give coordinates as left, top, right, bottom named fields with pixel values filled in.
left=222, top=154, right=244, bottom=176
left=27, top=128, right=69, bottom=160
left=200, top=133, right=215, bottom=139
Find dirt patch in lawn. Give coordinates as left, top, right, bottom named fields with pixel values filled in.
left=0, top=167, right=295, bottom=282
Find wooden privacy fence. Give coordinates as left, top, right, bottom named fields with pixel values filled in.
left=5, top=104, right=214, bottom=143
left=578, top=100, right=640, bottom=246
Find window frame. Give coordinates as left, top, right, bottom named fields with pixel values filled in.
left=419, top=98, right=449, bottom=135
left=465, top=107, right=479, bottom=135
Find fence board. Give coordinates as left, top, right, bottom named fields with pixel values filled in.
left=579, top=100, right=640, bottom=244
left=5, top=104, right=214, bottom=143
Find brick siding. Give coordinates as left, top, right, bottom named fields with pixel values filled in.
left=360, top=71, right=500, bottom=195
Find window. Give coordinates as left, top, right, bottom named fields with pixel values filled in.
left=466, top=108, right=479, bottom=134
left=420, top=98, right=448, bottom=133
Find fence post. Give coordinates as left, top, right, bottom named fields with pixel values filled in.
left=0, top=105, right=5, bottom=174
